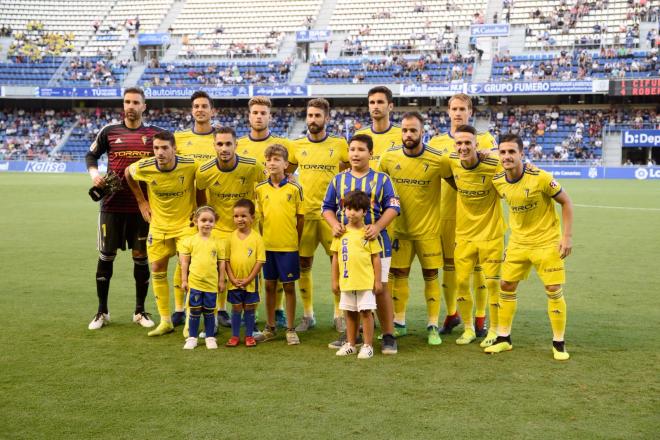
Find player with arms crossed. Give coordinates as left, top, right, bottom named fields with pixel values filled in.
left=487, top=133, right=573, bottom=361
left=291, top=98, right=349, bottom=332
left=172, top=90, right=218, bottom=327
left=323, top=133, right=400, bottom=354
left=237, top=96, right=297, bottom=327
left=448, top=125, right=504, bottom=347
left=429, top=93, right=497, bottom=336
left=125, top=131, right=204, bottom=336
left=86, top=87, right=165, bottom=330
left=379, top=111, right=456, bottom=345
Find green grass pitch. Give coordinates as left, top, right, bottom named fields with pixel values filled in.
left=0, top=173, right=658, bottom=439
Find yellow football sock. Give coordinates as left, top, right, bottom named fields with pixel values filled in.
left=474, top=267, right=487, bottom=318
left=152, top=271, right=171, bottom=321
left=392, top=275, right=410, bottom=324
left=276, top=281, right=285, bottom=311
left=173, top=263, right=184, bottom=312
left=424, top=273, right=441, bottom=327
left=486, top=278, right=500, bottom=332
left=442, top=264, right=457, bottom=315
left=498, top=290, right=517, bottom=335
left=299, top=266, right=314, bottom=317
left=546, top=288, right=567, bottom=341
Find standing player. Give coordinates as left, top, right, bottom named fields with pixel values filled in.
left=378, top=111, right=455, bottom=345
left=354, top=86, right=402, bottom=169
left=291, top=98, right=349, bottom=332
left=237, top=96, right=297, bottom=327
left=323, top=134, right=400, bottom=354
left=86, top=87, right=165, bottom=330
left=487, top=134, right=573, bottom=360
left=448, top=125, right=504, bottom=347
left=125, top=131, right=203, bottom=336
left=428, top=93, right=497, bottom=336
left=172, top=90, right=218, bottom=327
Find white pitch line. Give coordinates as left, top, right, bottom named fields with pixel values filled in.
left=574, top=203, right=660, bottom=212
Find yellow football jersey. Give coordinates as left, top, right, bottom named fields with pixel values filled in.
left=429, top=131, right=497, bottom=220
left=378, top=144, right=452, bottom=240
left=355, top=124, right=402, bottom=169
left=195, top=156, right=265, bottom=232
left=449, top=153, right=505, bottom=241
left=128, top=156, right=197, bottom=236
left=293, top=134, right=349, bottom=219
left=179, top=234, right=224, bottom=292
left=174, top=128, right=216, bottom=165
left=254, top=178, right=304, bottom=251
left=236, top=132, right=297, bottom=168
left=225, top=229, right=266, bottom=292
left=493, top=165, right=563, bottom=247
left=330, top=227, right=382, bottom=291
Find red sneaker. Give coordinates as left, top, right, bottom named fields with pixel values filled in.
left=225, top=336, right=240, bottom=347
left=245, top=336, right=257, bottom=347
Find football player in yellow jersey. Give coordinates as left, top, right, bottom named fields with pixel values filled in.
left=125, top=131, right=205, bottom=336
left=171, top=90, right=218, bottom=327
left=449, top=125, right=505, bottom=348
left=428, top=93, right=497, bottom=337
left=236, top=95, right=296, bottom=326
left=291, top=98, right=349, bottom=332
left=195, top=126, right=265, bottom=327
left=487, top=133, right=574, bottom=361
left=378, top=112, right=456, bottom=345
left=354, top=86, right=402, bottom=169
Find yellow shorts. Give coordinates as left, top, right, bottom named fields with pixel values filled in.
left=454, top=237, right=503, bottom=281
left=440, top=218, right=456, bottom=259
left=299, top=219, right=333, bottom=258
left=391, top=237, right=443, bottom=269
left=502, top=243, right=565, bottom=286
left=147, top=227, right=195, bottom=263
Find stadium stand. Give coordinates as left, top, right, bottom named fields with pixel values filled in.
left=308, top=52, right=476, bottom=84
left=330, top=0, right=488, bottom=55
left=170, top=0, right=322, bottom=58
left=139, top=60, right=292, bottom=86
left=492, top=48, right=659, bottom=80
left=0, top=56, right=62, bottom=85
left=57, top=57, right=130, bottom=87
left=0, top=109, right=75, bottom=159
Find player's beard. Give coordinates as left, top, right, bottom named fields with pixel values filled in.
left=307, top=123, right=323, bottom=134
left=403, top=136, right=421, bottom=151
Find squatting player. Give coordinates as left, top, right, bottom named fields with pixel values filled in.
left=237, top=95, right=297, bottom=327
left=487, top=133, right=574, bottom=361
left=378, top=111, right=456, bottom=346
left=448, top=125, right=504, bottom=348
left=428, top=93, right=497, bottom=335
left=291, top=98, right=349, bottom=332
left=322, top=133, right=400, bottom=354
left=172, top=90, right=218, bottom=327
left=125, top=131, right=203, bottom=336
left=86, top=87, right=166, bottom=331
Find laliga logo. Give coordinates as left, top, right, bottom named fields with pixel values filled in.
left=635, top=168, right=649, bottom=180
left=588, top=167, right=598, bottom=179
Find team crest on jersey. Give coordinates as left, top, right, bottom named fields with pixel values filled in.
left=211, top=250, right=217, bottom=258
left=247, top=248, right=253, bottom=257
left=287, top=194, right=292, bottom=202
left=114, top=137, right=123, bottom=144
left=368, top=180, right=376, bottom=191
left=422, top=163, right=429, bottom=172
left=329, top=149, right=334, bottom=157
left=239, top=177, right=246, bottom=185
left=141, top=135, right=148, bottom=145
left=179, top=176, right=185, bottom=185
left=524, top=188, right=530, bottom=197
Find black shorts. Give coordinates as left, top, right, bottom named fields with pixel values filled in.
left=97, top=211, right=148, bottom=254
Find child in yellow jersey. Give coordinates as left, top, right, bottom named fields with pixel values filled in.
left=225, top=199, right=266, bottom=347
left=331, top=191, right=382, bottom=359
left=179, top=206, right=226, bottom=350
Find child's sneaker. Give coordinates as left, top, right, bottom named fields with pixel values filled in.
left=358, top=344, right=374, bottom=359
left=254, top=326, right=276, bottom=342
left=183, top=337, right=198, bottom=350
left=286, top=330, right=300, bottom=345
left=245, top=336, right=257, bottom=347
left=336, top=343, right=356, bottom=356
left=225, top=336, right=240, bottom=347
left=205, top=337, right=218, bottom=349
